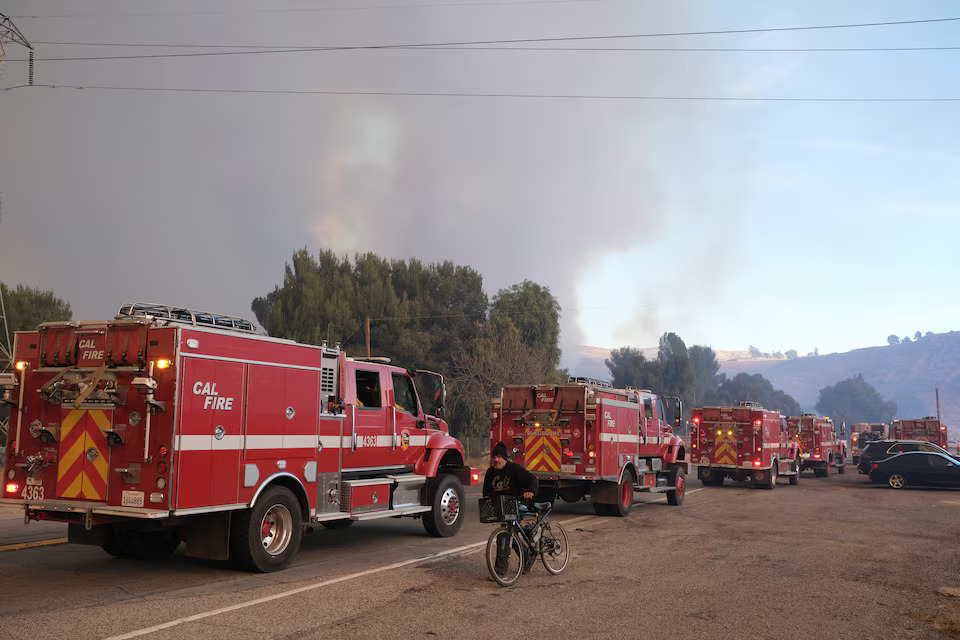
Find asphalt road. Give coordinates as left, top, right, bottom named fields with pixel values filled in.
left=1, top=471, right=959, bottom=640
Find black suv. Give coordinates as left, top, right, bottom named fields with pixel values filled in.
left=857, top=440, right=953, bottom=476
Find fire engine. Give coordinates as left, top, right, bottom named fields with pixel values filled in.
left=690, top=401, right=800, bottom=489
left=0, top=303, right=476, bottom=572
left=850, top=423, right=888, bottom=463
left=489, top=379, right=687, bottom=517
left=891, top=417, right=948, bottom=448
left=787, top=413, right=846, bottom=477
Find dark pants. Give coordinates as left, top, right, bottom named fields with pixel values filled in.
left=495, top=531, right=512, bottom=575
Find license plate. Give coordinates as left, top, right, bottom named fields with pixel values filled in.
left=801, top=453, right=811, bottom=459
left=560, top=464, right=577, bottom=473
left=121, top=490, right=145, bottom=508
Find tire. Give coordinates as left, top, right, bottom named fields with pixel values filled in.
left=666, top=464, right=685, bottom=506
left=486, top=527, right=524, bottom=587
left=765, top=465, right=777, bottom=490
left=824, top=459, right=832, bottom=476
left=422, top=474, right=465, bottom=538
left=837, top=464, right=846, bottom=475
left=230, top=486, right=303, bottom=573
left=611, top=472, right=634, bottom=517
left=539, top=522, right=569, bottom=575
left=887, top=473, right=906, bottom=490
left=788, top=471, right=799, bottom=486
left=559, top=487, right=586, bottom=503
left=535, top=488, right=557, bottom=505
left=320, top=519, right=354, bottom=530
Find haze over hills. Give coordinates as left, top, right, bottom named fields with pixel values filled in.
left=570, top=332, right=959, bottom=439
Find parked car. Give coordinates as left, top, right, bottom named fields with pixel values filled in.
left=868, top=451, right=960, bottom=489
left=857, top=440, right=955, bottom=476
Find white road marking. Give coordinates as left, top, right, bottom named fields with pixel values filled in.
left=106, top=513, right=599, bottom=639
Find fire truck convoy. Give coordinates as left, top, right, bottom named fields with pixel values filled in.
left=891, top=417, right=949, bottom=449
left=787, top=413, right=847, bottom=477
left=690, top=402, right=801, bottom=489
left=850, top=423, right=888, bottom=464
left=0, top=303, right=476, bottom=572
left=490, top=379, right=687, bottom=516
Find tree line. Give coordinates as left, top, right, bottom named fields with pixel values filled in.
left=0, top=255, right=903, bottom=441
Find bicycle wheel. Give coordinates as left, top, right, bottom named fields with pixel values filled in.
left=539, top=522, right=569, bottom=575
left=486, top=527, right=524, bottom=587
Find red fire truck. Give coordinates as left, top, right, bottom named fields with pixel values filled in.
left=891, top=417, right=948, bottom=448
left=0, top=303, right=476, bottom=572
left=787, top=413, right=846, bottom=477
left=850, top=423, right=888, bottom=463
left=490, top=378, right=687, bottom=517
left=690, top=401, right=800, bottom=489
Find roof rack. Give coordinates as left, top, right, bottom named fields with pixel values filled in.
left=738, top=401, right=765, bottom=410
left=116, top=302, right=259, bottom=334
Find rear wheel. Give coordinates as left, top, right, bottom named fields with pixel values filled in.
left=231, top=486, right=303, bottom=572
left=887, top=473, right=906, bottom=490
left=422, top=474, right=465, bottom=537
left=559, top=487, right=586, bottom=503
left=837, top=463, right=846, bottom=475
left=539, top=522, right=569, bottom=575
left=611, top=472, right=634, bottom=517
left=486, top=527, right=524, bottom=587
left=593, top=502, right=613, bottom=516
left=788, top=470, right=799, bottom=485
left=666, top=465, right=685, bottom=506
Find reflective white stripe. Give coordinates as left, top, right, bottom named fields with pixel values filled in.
left=408, top=435, right=427, bottom=446
left=245, top=435, right=317, bottom=450
left=762, top=443, right=780, bottom=449
left=598, top=433, right=641, bottom=444
left=177, top=435, right=243, bottom=451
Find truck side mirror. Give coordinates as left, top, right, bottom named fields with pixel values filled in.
left=674, top=400, right=683, bottom=428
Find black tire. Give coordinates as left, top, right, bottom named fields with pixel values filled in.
left=887, top=473, right=906, bottom=490
left=422, top=474, right=465, bottom=538
left=486, top=527, right=524, bottom=587
left=539, top=522, right=569, bottom=575
left=320, top=519, right=354, bottom=530
left=611, top=473, right=634, bottom=517
left=837, top=464, right=846, bottom=475
left=230, top=486, right=303, bottom=573
left=666, top=464, right=685, bottom=506
left=535, top=488, right=557, bottom=505
left=788, top=471, right=799, bottom=486
left=764, top=465, right=777, bottom=490
left=559, top=487, right=587, bottom=503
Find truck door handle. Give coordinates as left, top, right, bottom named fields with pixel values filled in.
left=351, top=404, right=357, bottom=452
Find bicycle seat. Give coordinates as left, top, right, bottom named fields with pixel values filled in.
left=533, top=501, right=551, bottom=510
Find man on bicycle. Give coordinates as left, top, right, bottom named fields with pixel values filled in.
left=483, top=441, right=538, bottom=575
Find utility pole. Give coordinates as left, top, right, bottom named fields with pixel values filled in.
left=365, top=317, right=371, bottom=357
left=0, top=12, right=34, bottom=83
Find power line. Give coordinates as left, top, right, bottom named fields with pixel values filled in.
left=9, top=0, right=607, bottom=19
left=13, top=43, right=960, bottom=62
left=14, top=83, right=960, bottom=102
left=6, top=15, right=958, bottom=62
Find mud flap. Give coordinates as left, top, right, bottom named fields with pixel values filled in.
left=183, top=511, right=232, bottom=560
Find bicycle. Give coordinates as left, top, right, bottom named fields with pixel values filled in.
left=479, top=495, right=570, bottom=587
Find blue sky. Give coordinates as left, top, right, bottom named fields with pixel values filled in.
left=0, top=0, right=957, bottom=366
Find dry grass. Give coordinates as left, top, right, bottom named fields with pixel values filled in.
left=911, top=588, right=960, bottom=638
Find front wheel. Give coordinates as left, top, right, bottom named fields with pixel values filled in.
left=666, top=465, right=685, bottom=506
left=486, top=527, right=524, bottom=587
left=612, top=473, right=634, bottom=517
left=539, top=522, right=569, bottom=575
left=423, top=474, right=465, bottom=537
left=887, top=473, right=906, bottom=490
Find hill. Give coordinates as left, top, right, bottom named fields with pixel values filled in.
left=569, top=333, right=960, bottom=438
left=718, top=332, right=960, bottom=435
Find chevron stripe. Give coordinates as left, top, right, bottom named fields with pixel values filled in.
left=56, top=409, right=112, bottom=502
left=524, top=434, right=561, bottom=472
left=713, top=442, right=737, bottom=466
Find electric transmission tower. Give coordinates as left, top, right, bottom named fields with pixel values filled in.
left=0, top=12, right=33, bottom=83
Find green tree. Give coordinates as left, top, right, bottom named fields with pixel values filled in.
left=489, top=280, right=562, bottom=370
left=748, top=345, right=762, bottom=357
left=914, top=331, right=922, bottom=341
left=887, top=334, right=900, bottom=345
left=785, top=349, right=799, bottom=359
left=815, top=374, right=897, bottom=426
left=657, top=332, right=693, bottom=404
left=688, top=345, right=723, bottom=407
left=1, top=283, right=72, bottom=367
left=707, top=373, right=802, bottom=416
left=605, top=347, right=661, bottom=391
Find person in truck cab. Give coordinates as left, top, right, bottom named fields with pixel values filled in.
left=483, top=441, right=538, bottom=575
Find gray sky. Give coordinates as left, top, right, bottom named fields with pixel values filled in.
left=1, top=0, right=958, bottom=370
